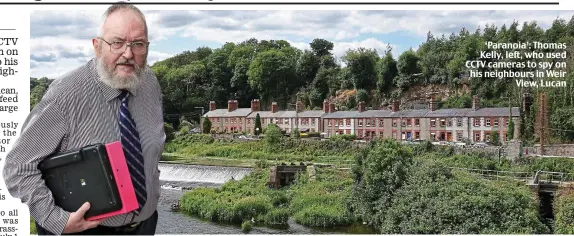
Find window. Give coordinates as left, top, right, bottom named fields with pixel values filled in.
left=494, top=118, right=499, bottom=127
left=328, top=120, right=332, bottom=126
left=379, top=119, right=384, bottom=127
left=506, top=118, right=509, bottom=127
left=415, top=131, right=420, bottom=140
left=448, top=119, right=453, bottom=127
left=486, top=118, right=491, bottom=127
left=346, top=119, right=351, bottom=126
left=371, top=119, right=376, bottom=127
left=457, top=118, right=462, bottom=127
left=366, top=119, right=371, bottom=127
left=407, top=119, right=412, bottom=126
left=358, top=130, right=363, bottom=137
left=431, top=119, right=436, bottom=127
left=312, top=118, right=316, bottom=125
left=392, top=132, right=397, bottom=139
left=401, top=119, right=406, bottom=127
left=474, top=132, right=481, bottom=142
left=474, top=118, right=480, bottom=127
left=440, top=119, right=446, bottom=127
left=393, top=119, right=397, bottom=127
left=339, top=120, right=344, bottom=126
left=380, top=131, right=384, bottom=136
left=457, top=131, right=463, bottom=141
left=415, top=119, right=420, bottom=126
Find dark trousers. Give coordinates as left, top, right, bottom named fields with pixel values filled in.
left=35, top=211, right=158, bottom=235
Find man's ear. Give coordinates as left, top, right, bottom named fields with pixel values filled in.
left=92, top=38, right=99, bottom=57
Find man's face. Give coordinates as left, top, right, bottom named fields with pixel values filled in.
left=93, top=9, right=148, bottom=89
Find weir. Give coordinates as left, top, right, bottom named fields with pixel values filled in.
left=158, top=162, right=253, bottom=184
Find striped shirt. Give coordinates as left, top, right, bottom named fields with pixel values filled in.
left=2, top=58, right=165, bottom=234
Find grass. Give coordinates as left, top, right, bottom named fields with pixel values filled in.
left=164, top=134, right=361, bottom=167
left=179, top=165, right=361, bottom=230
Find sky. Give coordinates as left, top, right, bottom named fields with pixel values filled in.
left=30, top=10, right=574, bottom=79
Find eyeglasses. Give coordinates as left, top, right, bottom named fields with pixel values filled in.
left=98, top=37, right=149, bottom=55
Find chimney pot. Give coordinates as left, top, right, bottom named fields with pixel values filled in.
left=210, top=101, right=216, bottom=111
left=392, top=100, right=400, bottom=112
left=472, top=95, right=480, bottom=111
left=323, top=100, right=330, bottom=113
left=271, top=102, right=278, bottom=113
left=358, top=101, right=366, bottom=112
left=429, top=98, right=437, bottom=111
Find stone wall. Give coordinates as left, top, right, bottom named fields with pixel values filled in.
left=532, top=144, right=574, bottom=157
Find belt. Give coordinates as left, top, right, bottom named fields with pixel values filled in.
left=114, top=222, right=141, bottom=233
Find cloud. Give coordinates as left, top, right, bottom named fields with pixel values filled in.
left=30, top=9, right=574, bottom=78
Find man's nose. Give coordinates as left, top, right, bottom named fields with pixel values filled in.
left=122, top=45, right=134, bottom=59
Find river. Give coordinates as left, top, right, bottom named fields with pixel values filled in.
left=155, top=163, right=370, bottom=234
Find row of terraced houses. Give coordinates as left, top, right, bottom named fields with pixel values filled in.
left=202, top=96, right=522, bottom=144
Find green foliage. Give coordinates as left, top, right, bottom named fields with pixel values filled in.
left=379, top=159, right=549, bottom=234
left=203, top=116, right=212, bottom=134
left=554, top=187, right=574, bottom=234
left=349, top=139, right=414, bottom=227
left=164, top=122, right=175, bottom=142
left=254, top=113, right=262, bottom=135
left=291, top=128, right=300, bottom=139
left=329, top=134, right=356, bottom=141
left=241, top=221, right=252, bottom=233
left=508, top=117, right=515, bottom=140
left=264, top=124, right=283, bottom=150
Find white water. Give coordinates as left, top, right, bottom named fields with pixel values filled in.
left=158, top=162, right=253, bottom=184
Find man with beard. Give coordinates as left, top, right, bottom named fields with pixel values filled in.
left=2, top=3, right=164, bottom=235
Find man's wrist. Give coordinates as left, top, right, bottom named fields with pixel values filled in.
left=42, top=207, right=71, bottom=234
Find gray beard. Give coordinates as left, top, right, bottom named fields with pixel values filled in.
left=95, top=56, right=144, bottom=91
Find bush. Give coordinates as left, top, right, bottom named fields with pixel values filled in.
left=554, top=187, right=574, bottom=234
left=241, top=220, right=252, bottom=233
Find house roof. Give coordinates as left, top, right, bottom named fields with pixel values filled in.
left=297, top=110, right=327, bottom=117
left=246, top=110, right=297, bottom=118
left=323, top=111, right=360, bottom=119
left=466, top=107, right=520, bottom=117
left=203, top=108, right=252, bottom=118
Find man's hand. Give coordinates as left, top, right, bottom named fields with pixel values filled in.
left=62, top=202, right=103, bottom=234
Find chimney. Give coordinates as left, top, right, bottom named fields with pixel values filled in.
left=210, top=101, right=216, bottom=111
left=429, top=98, right=437, bottom=111
left=251, top=99, right=260, bottom=112
left=472, top=95, right=480, bottom=111
left=392, top=100, right=400, bottom=112
left=271, top=102, right=278, bottom=113
left=329, top=103, right=336, bottom=113
left=228, top=100, right=237, bottom=112
left=296, top=101, right=303, bottom=113
left=358, top=101, right=366, bottom=112
left=323, top=100, right=330, bottom=113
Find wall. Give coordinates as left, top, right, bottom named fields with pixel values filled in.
left=532, top=144, right=574, bottom=157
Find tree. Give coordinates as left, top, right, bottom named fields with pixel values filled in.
left=309, top=38, right=334, bottom=57
left=254, top=113, right=262, bottom=135
left=507, top=117, right=515, bottom=141
left=202, top=116, right=212, bottom=134
left=264, top=124, right=283, bottom=150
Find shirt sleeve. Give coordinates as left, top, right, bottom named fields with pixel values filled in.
left=2, top=94, right=70, bottom=235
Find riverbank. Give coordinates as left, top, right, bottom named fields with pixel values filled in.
left=174, top=138, right=571, bottom=234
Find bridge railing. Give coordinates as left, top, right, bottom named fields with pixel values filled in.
left=449, top=167, right=533, bottom=181
left=534, top=171, right=574, bottom=184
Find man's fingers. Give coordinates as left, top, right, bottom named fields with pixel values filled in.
left=76, top=202, right=91, bottom=216
left=84, top=220, right=103, bottom=229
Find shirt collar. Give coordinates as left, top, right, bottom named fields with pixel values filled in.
left=89, top=58, right=139, bottom=102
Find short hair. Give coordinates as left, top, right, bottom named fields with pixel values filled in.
left=97, top=2, right=148, bottom=39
